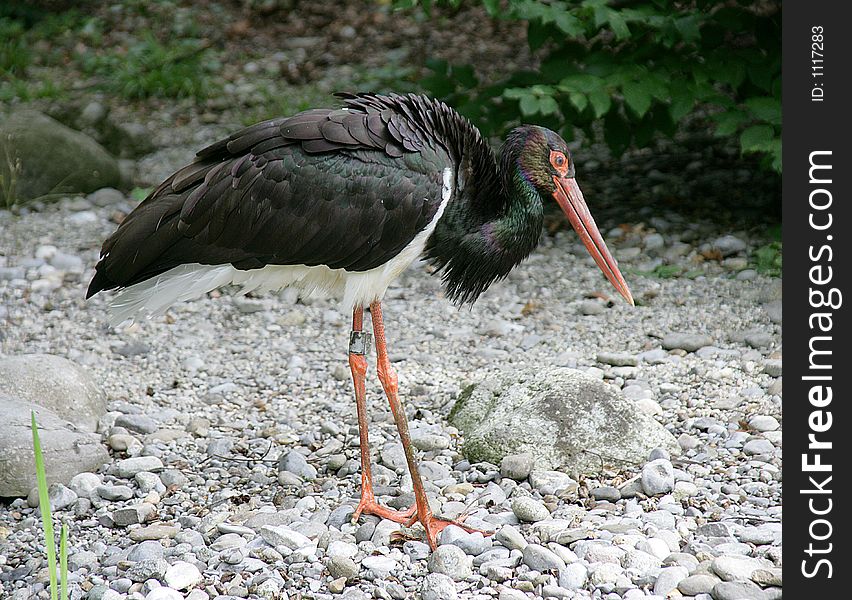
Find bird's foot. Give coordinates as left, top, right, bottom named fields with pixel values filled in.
left=352, top=494, right=416, bottom=525
left=405, top=510, right=493, bottom=550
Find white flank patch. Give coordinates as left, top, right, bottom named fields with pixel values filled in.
left=108, top=167, right=455, bottom=326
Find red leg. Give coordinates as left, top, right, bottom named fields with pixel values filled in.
left=349, top=306, right=415, bottom=524
left=369, top=301, right=488, bottom=549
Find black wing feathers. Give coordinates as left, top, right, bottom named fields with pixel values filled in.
left=87, top=93, right=494, bottom=298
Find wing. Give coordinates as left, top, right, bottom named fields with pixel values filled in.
left=87, top=103, right=453, bottom=297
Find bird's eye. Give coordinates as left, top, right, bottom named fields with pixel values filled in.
left=549, top=150, right=569, bottom=174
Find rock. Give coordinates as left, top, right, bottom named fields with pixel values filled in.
left=590, top=486, right=620, bottom=501
left=712, top=554, right=773, bottom=582
left=448, top=368, right=679, bottom=474
left=114, top=456, right=164, bottom=478
left=428, top=545, right=472, bottom=580
left=653, top=566, right=689, bottom=596
left=0, top=354, right=106, bottom=431
left=511, top=496, right=550, bottom=522
left=529, top=471, right=578, bottom=496
left=523, top=544, right=565, bottom=571
left=596, top=352, right=638, bottom=367
left=145, top=588, right=183, bottom=600
left=68, top=472, right=101, bottom=498
left=113, top=414, right=158, bottom=433
left=500, top=454, right=534, bottom=480
left=43, top=483, right=78, bottom=510
left=164, top=561, right=202, bottom=590
left=67, top=550, right=98, bottom=571
left=259, top=524, right=313, bottom=549
left=711, top=580, right=768, bottom=600
left=327, top=556, right=359, bottom=580
left=641, top=459, right=675, bottom=496
left=751, top=568, right=782, bottom=587
left=126, top=558, right=169, bottom=582
left=113, top=503, right=155, bottom=526
left=743, top=439, right=775, bottom=456
left=0, top=399, right=109, bottom=497
left=711, top=235, right=748, bottom=257
left=328, top=577, right=346, bottom=594
left=278, top=451, right=317, bottom=480
left=0, top=110, right=121, bottom=203
left=559, top=563, right=587, bottom=589
left=678, top=574, right=721, bottom=596
left=662, top=333, right=713, bottom=352
left=96, top=484, right=133, bottom=501
left=495, top=525, right=527, bottom=551
left=362, top=555, right=399, bottom=577
left=129, top=524, right=178, bottom=542
left=87, top=187, right=124, bottom=207
left=421, top=573, right=457, bottom=600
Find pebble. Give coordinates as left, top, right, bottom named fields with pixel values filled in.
left=559, top=563, right=587, bottom=589
left=115, top=456, right=164, bottom=478
left=97, top=485, right=134, bottom=501
left=511, top=497, right=550, bottom=523
left=278, top=451, right=318, bottom=480
left=711, top=554, right=772, bottom=582
left=46, top=483, right=78, bottom=510
left=495, top=525, right=527, bottom=551
left=259, top=525, right=313, bottom=549
left=113, top=503, right=155, bottom=526
left=327, top=556, right=359, bottom=580
left=653, top=566, right=689, bottom=596
left=129, top=525, right=178, bottom=541
left=528, top=471, right=577, bottom=496
left=522, top=544, right=565, bottom=571
left=421, top=573, right=457, bottom=600
left=743, top=439, right=776, bottom=456
left=678, top=574, right=721, bottom=596
left=164, top=561, right=202, bottom=590
left=641, top=459, right=675, bottom=496
left=500, top=454, right=534, bottom=481
left=662, top=333, right=713, bottom=352
left=597, top=352, right=638, bottom=367
left=428, top=545, right=472, bottom=580
left=712, top=580, right=767, bottom=600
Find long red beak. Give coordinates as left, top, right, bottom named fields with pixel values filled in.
left=553, top=175, right=634, bottom=306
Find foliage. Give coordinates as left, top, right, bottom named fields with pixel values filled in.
left=753, top=241, right=781, bottom=276
left=401, top=0, right=781, bottom=172
left=79, top=34, right=216, bottom=100
left=31, top=411, right=70, bottom=600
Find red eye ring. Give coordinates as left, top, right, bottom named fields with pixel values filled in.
left=549, top=150, right=569, bottom=174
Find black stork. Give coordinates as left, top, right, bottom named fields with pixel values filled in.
left=87, top=92, right=633, bottom=549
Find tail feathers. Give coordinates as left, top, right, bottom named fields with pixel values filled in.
left=107, top=264, right=235, bottom=327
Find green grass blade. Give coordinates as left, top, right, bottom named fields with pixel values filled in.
left=60, top=524, right=68, bottom=600
left=31, top=411, right=58, bottom=600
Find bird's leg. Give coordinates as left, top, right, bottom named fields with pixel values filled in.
left=349, top=306, right=415, bottom=524
left=369, top=301, right=485, bottom=549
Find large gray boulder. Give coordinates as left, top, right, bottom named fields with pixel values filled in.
left=0, top=110, right=121, bottom=203
left=0, top=354, right=106, bottom=432
left=0, top=398, right=109, bottom=497
left=448, top=368, right=679, bottom=475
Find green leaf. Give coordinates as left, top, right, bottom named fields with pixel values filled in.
left=608, top=11, right=630, bottom=40
left=669, top=86, right=694, bottom=122
left=588, top=88, right=612, bottom=118
left=740, top=125, right=775, bottom=153
left=60, top=525, right=68, bottom=600
left=519, top=94, right=540, bottom=116
left=674, top=15, right=701, bottom=43
left=558, top=74, right=602, bottom=94
left=713, top=110, right=748, bottom=137
left=622, top=81, right=652, bottom=117
left=538, top=95, right=559, bottom=116
left=745, top=97, right=781, bottom=125
left=555, top=12, right=584, bottom=37
left=482, top=0, right=501, bottom=17
left=569, top=92, right=588, bottom=113
left=32, top=412, right=58, bottom=600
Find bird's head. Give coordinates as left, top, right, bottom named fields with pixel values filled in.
left=503, top=125, right=634, bottom=306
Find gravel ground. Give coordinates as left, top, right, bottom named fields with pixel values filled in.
left=0, top=190, right=781, bottom=600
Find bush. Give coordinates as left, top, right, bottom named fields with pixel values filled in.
left=403, top=0, right=781, bottom=172
left=79, top=34, right=215, bottom=100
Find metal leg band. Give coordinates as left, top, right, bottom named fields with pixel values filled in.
left=349, top=331, right=372, bottom=355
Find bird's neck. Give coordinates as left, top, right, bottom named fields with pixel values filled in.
left=425, top=158, right=543, bottom=305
